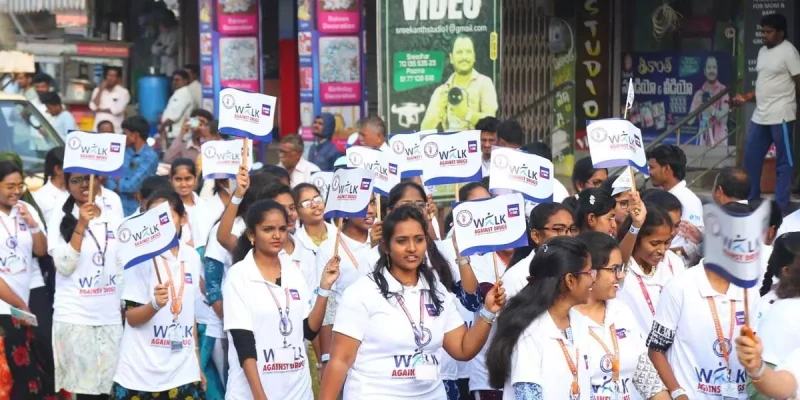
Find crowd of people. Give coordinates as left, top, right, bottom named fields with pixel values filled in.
left=0, top=106, right=799, bottom=400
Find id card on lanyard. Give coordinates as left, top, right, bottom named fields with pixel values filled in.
left=395, top=291, right=438, bottom=381
left=86, top=223, right=109, bottom=285
left=557, top=338, right=582, bottom=400
left=635, top=258, right=674, bottom=316
left=589, top=324, right=622, bottom=399
left=708, top=297, right=738, bottom=400
left=160, top=257, right=186, bottom=353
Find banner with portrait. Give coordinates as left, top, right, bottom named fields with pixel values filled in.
left=377, top=0, right=502, bottom=133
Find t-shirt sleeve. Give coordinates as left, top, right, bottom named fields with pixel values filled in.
left=442, top=293, right=467, bottom=333
left=223, top=268, right=252, bottom=332
left=508, top=335, right=543, bottom=386
left=122, top=262, right=151, bottom=304
left=332, top=279, right=370, bottom=342
left=785, top=43, right=800, bottom=76
left=204, top=223, right=228, bottom=264
left=646, top=277, right=682, bottom=352
left=776, top=347, right=800, bottom=395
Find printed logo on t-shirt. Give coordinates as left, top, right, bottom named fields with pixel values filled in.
left=151, top=324, right=193, bottom=348
left=106, top=231, right=115, bottom=239
left=391, top=353, right=439, bottom=379
left=735, top=311, right=745, bottom=326
left=77, top=273, right=117, bottom=295
left=615, top=328, right=627, bottom=339
left=289, top=289, right=300, bottom=300
left=260, top=347, right=306, bottom=373
left=184, top=273, right=192, bottom=284
left=425, top=303, right=438, bottom=316
left=18, top=223, right=26, bottom=231
left=592, top=377, right=633, bottom=400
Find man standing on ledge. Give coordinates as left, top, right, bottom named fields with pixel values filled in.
left=733, top=13, right=800, bottom=213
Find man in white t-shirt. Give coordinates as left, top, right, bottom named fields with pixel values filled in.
left=159, top=70, right=195, bottom=144
left=647, top=144, right=704, bottom=264
left=476, top=116, right=498, bottom=177
left=732, top=13, right=800, bottom=214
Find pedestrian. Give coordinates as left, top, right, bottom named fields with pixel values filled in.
left=32, top=147, right=67, bottom=223
left=89, top=67, right=130, bottom=132
left=105, top=116, right=159, bottom=217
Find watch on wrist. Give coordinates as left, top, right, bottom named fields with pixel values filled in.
left=315, top=287, right=332, bottom=298
left=456, top=256, right=471, bottom=266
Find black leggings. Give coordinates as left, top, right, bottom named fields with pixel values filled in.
left=77, top=395, right=110, bottom=400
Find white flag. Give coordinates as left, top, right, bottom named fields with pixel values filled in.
left=452, top=193, right=528, bottom=256
left=611, top=172, right=633, bottom=196
left=489, top=147, right=554, bottom=203
left=346, top=146, right=401, bottom=196
left=323, top=168, right=375, bottom=219
left=388, top=131, right=423, bottom=178
left=118, top=202, right=180, bottom=270
left=703, top=201, right=770, bottom=288
left=218, top=88, right=276, bottom=141
left=200, top=139, right=253, bottom=179
left=421, top=130, right=483, bottom=186
left=63, top=131, right=127, bottom=176
left=625, top=78, right=635, bottom=110
left=587, top=119, right=647, bottom=174
left=311, top=171, right=333, bottom=202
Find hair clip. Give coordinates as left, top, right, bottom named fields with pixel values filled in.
left=589, top=195, right=596, bottom=205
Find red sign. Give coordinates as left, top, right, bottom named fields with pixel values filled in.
left=75, top=44, right=130, bottom=58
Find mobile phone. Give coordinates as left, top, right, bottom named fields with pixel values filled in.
left=189, top=117, right=200, bottom=128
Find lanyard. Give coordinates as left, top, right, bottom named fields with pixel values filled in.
left=265, top=283, right=293, bottom=346
left=0, top=215, right=18, bottom=251
left=707, top=297, right=735, bottom=373
left=338, top=234, right=358, bottom=268
left=86, top=223, right=109, bottom=265
left=160, top=257, right=186, bottom=322
left=589, top=324, right=620, bottom=384
left=634, top=257, right=673, bottom=316
left=395, top=291, right=430, bottom=350
left=557, top=338, right=581, bottom=399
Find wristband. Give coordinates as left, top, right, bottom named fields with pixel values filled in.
left=629, top=225, right=641, bottom=235
left=231, top=196, right=243, bottom=205
left=747, top=360, right=766, bottom=380
left=29, top=226, right=41, bottom=234
left=479, top=307, right=496, bottom=324
left=151, top=298, right=162, bottom=312
left=315, top=287, right=332, bottom=298
left=456, top=256, right=470, bottom=266
left=320, top=353, right=330, bottom=363
left=670, top=388, right=686, bottom=399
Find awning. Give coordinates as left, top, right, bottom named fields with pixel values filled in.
left=1, top=0, right=86, bottom=13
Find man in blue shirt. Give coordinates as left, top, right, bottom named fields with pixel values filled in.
left=41, top=93, right=77, bottom=139
left=107, top=116, right=159, bottom=216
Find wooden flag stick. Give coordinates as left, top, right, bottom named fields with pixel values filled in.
left=88, top=175, right=96, bottom=204
left=333, top=218, right=344, bottom=259
left=628, top=166, right=637, bottom=194
left=741, top=288, right=756, bottom=340
left=242, top=137, right=250, bottom=167
left=455, top=183, right=460, bottom=202
left=492, top=252, right=500, bottom=282
left=376, top=195, right=382, bottom=221
left=153, top=259, right=163, bottom=285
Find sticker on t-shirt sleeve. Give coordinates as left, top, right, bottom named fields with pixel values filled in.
left=290, top=289, right=300, bottom=300
left=616, top=328, right=627, bottom=339
left=425, top=303, right=439, bottom=317
left=184, top=273, right=193, bottom=284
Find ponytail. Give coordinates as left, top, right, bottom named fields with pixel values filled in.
left=59, top=195, right=78, bottom=242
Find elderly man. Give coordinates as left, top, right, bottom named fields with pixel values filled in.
left=711, top=167, right=750, bottom=206
left=278, top=134, right=320, bottom=187
left=357, top=115, right=390, bottom=152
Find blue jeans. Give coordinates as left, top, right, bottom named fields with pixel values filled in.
left=744, top=120, right=795, bottom=211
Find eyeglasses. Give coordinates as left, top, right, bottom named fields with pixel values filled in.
left=599, top=264, right=626, bottom=278
left=574, top=269, right=597, bottom=282
left=1, top=183, right=26, bottom=193
left=617, top=200, right=630, bottom=211
left=541, top=225, right=580, bottom=236
left=399, top=201, right=427, bottom=210
left=300, top=195, right=324, bottom=209
left=69, top=176, right=91, bottom=185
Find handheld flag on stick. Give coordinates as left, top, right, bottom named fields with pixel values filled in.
left=117, top=201, right=180, bottom=271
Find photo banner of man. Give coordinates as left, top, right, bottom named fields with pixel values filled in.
left=377, top=0, right=501, bottom=133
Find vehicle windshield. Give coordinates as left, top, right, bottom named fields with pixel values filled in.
left=0, top=99, right=64, bottom=174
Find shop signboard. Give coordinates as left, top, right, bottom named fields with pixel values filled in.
left=377, top=0, right=502, bottom=134
left=621, top=52, right=733, bottom=147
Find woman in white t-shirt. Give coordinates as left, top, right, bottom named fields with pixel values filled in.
left=293, top=183, right=337, bottom=254
left=646, top=202, right=759, bottom=400
left=32, top=146, right=67, bottom=223
left=111, top=190, right=206, bottom=399
left=170, top=158, right=205, bottom=248
left=485, top=236, right=596, bottom=399
left=48, top=170, right=124, bottom=396
left=224, top=199, right=340, bottom=400
left=756, top=232, right=799, bottom=320
left=576, top=188, right=617, bottom=237
left=576, top=232, right=653, bottom=400
left=320, top=205, right=506, bottom=399
left=0, top=161, right=49, bottom=398
left=736, top=336, right=800, bottom=399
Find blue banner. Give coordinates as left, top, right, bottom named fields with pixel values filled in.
left=621, top=52, right=733, bottom=146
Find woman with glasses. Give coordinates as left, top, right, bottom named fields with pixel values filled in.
left=293, top=183, right=337, bottom=255
left=576, top=232, right=651, bottom=400
left=486, top=237, right=595, bottom=399
left=576, top=188, right=617, bottom=237
left=602, top=174, right=634, bottom=226
left=48, top=170, right=124, bottom=399
left=0, top=161, right=50, bottom=398
left=572, top=157, right=608, bottom=195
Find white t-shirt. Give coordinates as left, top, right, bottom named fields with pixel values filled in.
left=756, top=297, right=800, bottom=366
left=196, top=194, right=227, bottom=248
left=32, top=181, right=66, bottom=223
left=667, top=181, right=705, bottom=251
left=280, top=236, right=319, bottom=294
left=294, top=221, right=338, bottom=255
left=223, top=250, right=314, bottom=400
left=753, top=40, right=800, bottom=125
left=114, top=244, right=202, bottom=392
left=581, top=300, right=646, bottom=400
left=617, top=254, right=684, bottom=335
left=649, top=264, right=759, bottom=400
left=0, top=201, right=44, bottom=315
left=554, top=178, right=571, bottom=203
left=315, top=232, right=372, bottom=304
left=334, top=270, right=464, bottom=399
left=777, top=208, right=800, bottom=237
left=203, top=217, right=246, bottom=338
left=48, top=203, right=122, bottom=325
left=776, top=347, right=800, bottom=396
left=502, top=308, right=593, bottom=400
left=755, top=289, right=778, bottom=324
left=161, top=86, right=194, bottom=139
left=503, top=250, right=535, bottom=299
left=182, top=194, right=207, bottom=249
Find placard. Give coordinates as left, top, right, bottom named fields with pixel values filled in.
left=323, top=168, right=375, bottom=219
left=703, top=201, right=770, bottom=288
left=611, top=172, right=633, bottom=196
left=118, top=202, right=180, bottom=270
left=346, top=146, right=400, bottom=196
left=586, top=119, right=647, bottom=174
left=452, top=193, right=528, bottom=256
left=388, top=131, right=424, bottom=178
left=311, top=171, right=333, bottom=202
left=63, top=131, right=127, bottom=176
left=420, top=130, right=483, bottom=186
left=489, top=147, right=554, bottom=203
left=218, top=88, right=276, bottom=140
left=200, top=139, right=253, bottom=179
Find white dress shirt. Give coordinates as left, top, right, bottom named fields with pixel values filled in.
left=89, top=85, right=131, bottom=132
left=187, top=80, right=202, bottom=109
left=279, top=158, right=321, bottom=188
left=161, top=86, right=194, bottom=140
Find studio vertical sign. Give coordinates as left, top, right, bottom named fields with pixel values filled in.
left=575, top=0, right=611, bottom=150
